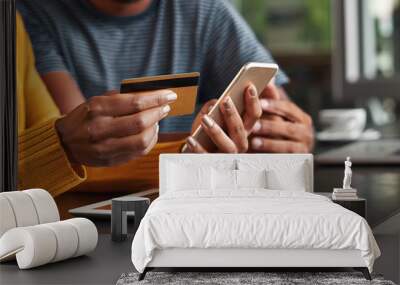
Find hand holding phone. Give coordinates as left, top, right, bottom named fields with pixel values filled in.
left=182, top=62, right=278, bottom=153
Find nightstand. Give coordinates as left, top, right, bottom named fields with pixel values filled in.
left=111, top=196, right=150, bottom=242
left=315, top=192, right=366, bottom=218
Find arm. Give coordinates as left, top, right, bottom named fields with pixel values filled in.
left=42, top=72, right=85, bottom=114
left=17, top=2, right=85, bottom=114
left=17, top=12, right=86, bottom=196
left=20, top=14, right=59, bottom=126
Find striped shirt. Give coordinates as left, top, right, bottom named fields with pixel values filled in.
left=18, top=0, right=288, bottom=132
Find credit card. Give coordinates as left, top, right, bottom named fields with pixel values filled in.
left=120, top=72, right=199, bottom=117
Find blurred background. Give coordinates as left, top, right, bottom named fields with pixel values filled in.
left=233, top=2, right=400, bottom=281
left=233, top=0, right=400, bottom=130
left=234, top=0, right=332, bottom=119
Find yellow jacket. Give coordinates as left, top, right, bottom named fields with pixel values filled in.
left=17, top=13, right=183, bottom=197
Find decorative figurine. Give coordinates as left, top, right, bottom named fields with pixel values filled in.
left=332, top=156, right=358, bottom=200
left=343, top=156, right=352, bottom=189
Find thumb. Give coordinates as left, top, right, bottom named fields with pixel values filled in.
left=192, top=99, right=218, bottom=133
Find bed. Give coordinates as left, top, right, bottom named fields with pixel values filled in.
left=131, top=154, right=380, bottom=280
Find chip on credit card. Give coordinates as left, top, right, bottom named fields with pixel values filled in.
left=120, top=72, right=199, bottom=117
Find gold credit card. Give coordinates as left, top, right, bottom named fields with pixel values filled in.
left=120, top=72, right=199, bottom=117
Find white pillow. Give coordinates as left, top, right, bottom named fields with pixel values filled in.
left=167, top=163, right=212, bottom=191
left=237, top=159, right=308, bottom=191
left=266, top=163, right=307, bottom=191
left=236, top=169, right=267, bottom=189
left=212, top=168, right=237, bottom=190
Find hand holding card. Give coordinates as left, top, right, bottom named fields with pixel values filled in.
left=56, top=89, right=176, bottom=167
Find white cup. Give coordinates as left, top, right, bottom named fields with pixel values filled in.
left=319, top=108, right=367, bottom=136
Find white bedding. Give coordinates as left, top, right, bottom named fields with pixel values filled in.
left=131, top=190, right=380, bottom=273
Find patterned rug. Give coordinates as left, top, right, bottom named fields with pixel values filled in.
left=117, top=271, right=396, bottom=285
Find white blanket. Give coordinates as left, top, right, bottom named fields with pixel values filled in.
left=131, top=190, right=380, bottom=273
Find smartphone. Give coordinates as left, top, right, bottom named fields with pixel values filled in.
left=182, top=62, right=278, bottom=152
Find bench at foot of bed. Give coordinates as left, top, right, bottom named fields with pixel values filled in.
left=137, top=267, right=372, bottom=281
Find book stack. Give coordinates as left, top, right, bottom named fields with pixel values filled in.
left=332, top=188, right=358, bottom=200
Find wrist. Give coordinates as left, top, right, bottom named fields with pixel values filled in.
left=55, top=117, right=78, bottom=164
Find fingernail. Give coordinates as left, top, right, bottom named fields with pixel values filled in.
left=249, top=85, right=257, bottom=97
left=223, top=97, right=232, bottom=110
left=260, top=99, right=269, bottom=110
left=166, top=92, right=177, bottom=101
left=252, top=121, right=261, bottom=132
left=202, top=115, right=214, bottom=128
left=187, top=136, right=197, bottom=148
left=251, top=137, right=262, bottom=149
left=162, top=105, right=171, bottom=114
left=155, top=124, right=159, bottom=133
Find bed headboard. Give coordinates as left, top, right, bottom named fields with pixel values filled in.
left=159, top=154, right=313, bottom=195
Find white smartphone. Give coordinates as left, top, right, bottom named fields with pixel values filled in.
left=182, top=62, right=279, bottom=152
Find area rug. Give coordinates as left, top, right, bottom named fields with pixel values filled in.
left=116, top=272, right=396, bottom=285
